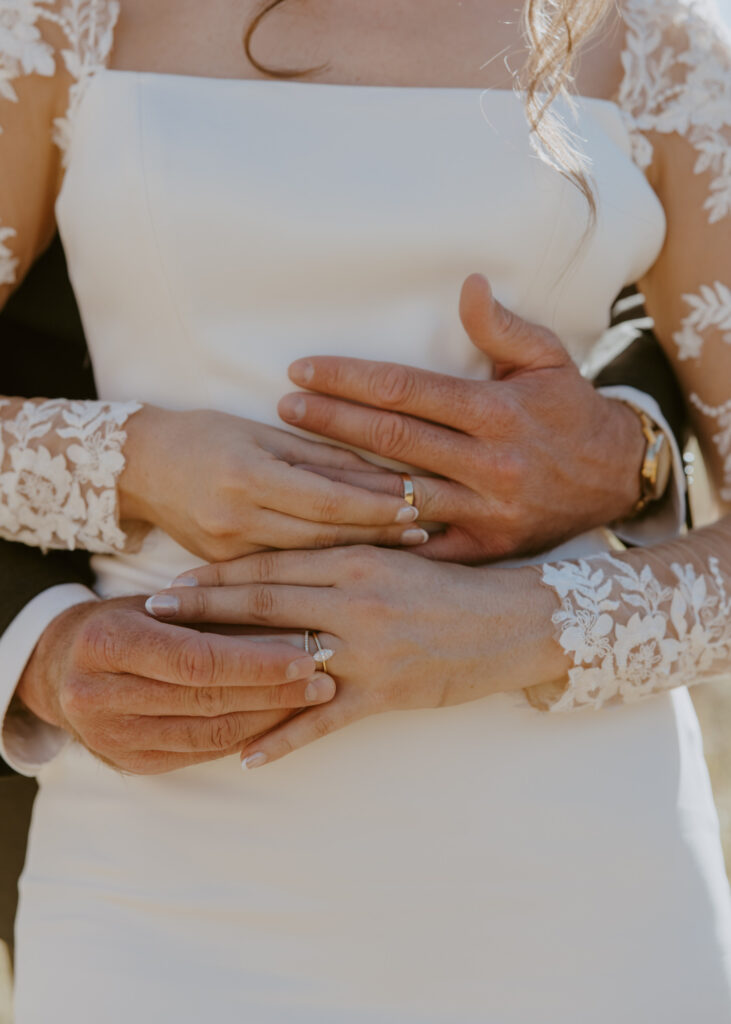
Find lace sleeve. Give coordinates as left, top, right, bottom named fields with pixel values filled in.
left=615, top=0, right=731, bottom=510
left=525, top=0, right=731, bottom=711
left=0, top=2, right=142, bottom=555
left=525, top=516, right=731, bottom=711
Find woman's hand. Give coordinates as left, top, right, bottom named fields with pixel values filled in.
left=145, top=546, right=567, bottom=768
left=277, top=275, right=647, bottom=563
left=117, top=410, right=422, bottom=561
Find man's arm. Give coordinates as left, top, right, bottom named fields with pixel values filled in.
left=0, top=236, right=97, bottom=775
left=279, top=275, right=690, bottom=563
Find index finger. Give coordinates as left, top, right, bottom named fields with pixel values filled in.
left=84, top=611, right=316, bottom=687
left=287, top=356, right=491, bottom=433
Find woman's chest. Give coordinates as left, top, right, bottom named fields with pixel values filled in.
left=56, top=72, right=665, bottom=412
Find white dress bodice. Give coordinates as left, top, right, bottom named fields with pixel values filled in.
left=57, top=70, right=665, bottom=589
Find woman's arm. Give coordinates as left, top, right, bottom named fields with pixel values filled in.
left=142, top=513, right=731, bottom=766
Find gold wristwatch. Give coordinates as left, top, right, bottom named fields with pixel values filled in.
left=623, top=401, right=673, bottom=516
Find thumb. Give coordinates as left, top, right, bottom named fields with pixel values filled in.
left=459, top=274, right=569, bottom=376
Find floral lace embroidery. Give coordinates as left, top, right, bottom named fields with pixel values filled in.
left=0, top=399, right=141, bottom=553
left=673, top=281, right=731, bottom=360
left=618, top=0, right=731, bottom=224
left=690, top=393, right=731, bottom=501
left=540, top=553, right=731, bottom=711
left=40, top=0, right=119, bottom=161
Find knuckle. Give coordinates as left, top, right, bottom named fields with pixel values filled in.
left=190, top=685, right=225, bottom=716
left=77, top=616, right=123, bottom=669
left=371, top=364, right=417, bottom=409
left=252, top=552, right=278, bottom=583
left=342, top=543, right=381, bottom=579
left=207, top=714, right=242, bottom=751
left=238, top=648, right=268, bottom=685
left=172, top=636, right=218, bottom=686
left=489, top=397, right=520, bottom=437
left=249, top=585, right=277, bottom=622
left=368, top=413, right=412, bottom=460
left=310, top=525, right=339, bottom=549
left=312, top=489, right=344, bottom=523
left=492, top=451, right=527, bottom=502
left=59, top=673, right=95, bottom=720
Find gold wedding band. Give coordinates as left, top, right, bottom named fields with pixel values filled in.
left=400, top=472, right=415, bottom=506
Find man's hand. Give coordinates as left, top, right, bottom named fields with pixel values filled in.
left=15, top=597, right=334, bottom=775
left=278, top=274, right=647, bottom=562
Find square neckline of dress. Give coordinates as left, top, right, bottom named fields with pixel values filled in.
left=98, top=64, right=625, bottom=115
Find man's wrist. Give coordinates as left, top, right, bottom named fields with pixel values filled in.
left=599, top=396, right=647, bottom=521
left=16, top=599, right=97, bottom=731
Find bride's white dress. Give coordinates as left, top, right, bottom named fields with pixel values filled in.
left=2, top=1, right=731, bottom=1021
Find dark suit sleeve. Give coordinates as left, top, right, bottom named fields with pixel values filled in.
left=596, top=287, right=690, bottom=454
left=0, top=237, right=96, bottom=776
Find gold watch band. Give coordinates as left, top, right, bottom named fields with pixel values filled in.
left=622, top=401, right=672, bottom=517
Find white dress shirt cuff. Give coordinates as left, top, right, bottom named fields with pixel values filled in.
left=597, top=385, right=686, bottom=546
left=0, top=584, right=98, bottom=776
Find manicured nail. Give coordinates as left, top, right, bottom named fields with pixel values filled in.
left=280, top=395, right=307, bottom=423
left=395, top=505, right=419, bottom=524
left=241, top=753, right=267, bottom=770
left=305, top=676, right=336, bottom=703
left=286, top=656, right=316, bottom=681
left=145, top=594, right=180, bottom=616
left=170, top=575, right=199, bottom=588
left=289, top=359, right=314, bottom=385
left=400, top=528, right=429, bottom=546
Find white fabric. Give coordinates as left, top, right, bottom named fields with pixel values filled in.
left=0, top=583, right=94, bottom=773
left=5, top=2, right=731, bottom=1022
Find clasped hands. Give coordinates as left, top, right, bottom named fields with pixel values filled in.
left=16, top=275, right=643, bottom=773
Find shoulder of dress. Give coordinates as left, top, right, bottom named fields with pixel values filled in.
left=0, top=0, right=120, bottom=161
left=613, top=0, right=731, bottom=217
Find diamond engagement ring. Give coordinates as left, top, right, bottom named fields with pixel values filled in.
left=304, top=629, right=334, bottom=672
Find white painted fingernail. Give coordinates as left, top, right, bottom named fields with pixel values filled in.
left=395, top=505, right=419, bottom=523
left=170, top=575, right=199, bottom=588
left=305, top=676, right=336, bottom=703
left=400, top=528, right=429, bottom=546
left=241, top=753, right=267, bottom=771
left=145, top=594, right=180, bottom=616
left=290, top=359, right=314, bottom=385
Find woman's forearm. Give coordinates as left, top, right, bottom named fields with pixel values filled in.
left=526, top=515, right=731, bottom=712
left=0, top=395, right=143, bottom=554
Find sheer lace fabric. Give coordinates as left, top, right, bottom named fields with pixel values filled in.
left=615, top=0, right=731, bottom=504
left=530, top=0, right=731, bottom=711
left=0, top=1, right=136, bottom=553
left=528, top=517, right=731, bottom=711
left=0, top=397, right=140, bottom=552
